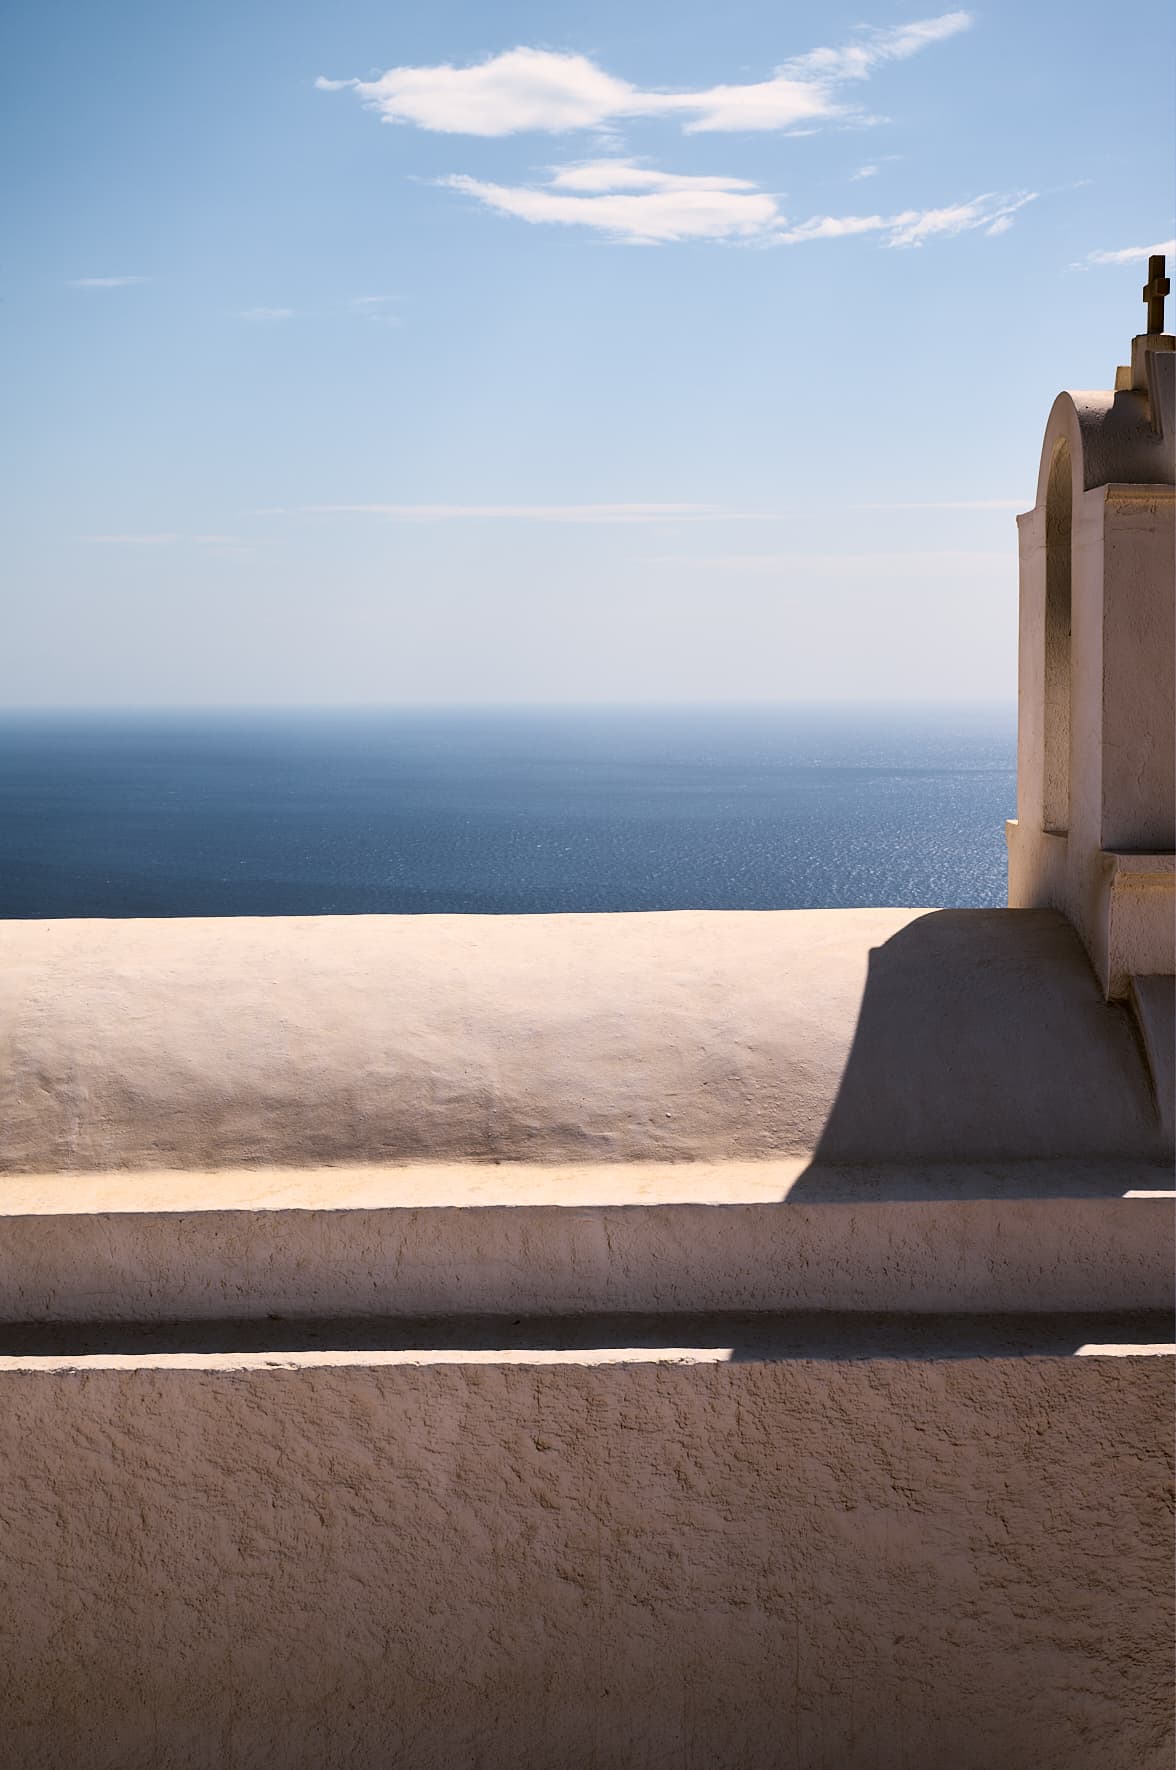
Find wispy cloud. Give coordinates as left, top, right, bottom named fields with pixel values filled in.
left=253, top=501, right=738, bottom=523
left=547, top=161, right=760, bottom=195
left=779, top=13, right=973, bottom=83
left=240, top=306, right=294, bottom=321
left=442, top=161, right=1035, bottom=247
left=68, top=276, right=148, bottom=289
left=1085, top=237, right=1175, bottom=266
left=643, top=549, right=1014, bottom=574
left=850, top=154, right=902, bottom=182
left=318, top=15, right=972, bottom=138
left=442, top=163, right=779, bottom=243
left=854, top=499, right=1022, bottom=510
left=83, top=533, right=179, bottom=545
left=776, top=191, right=1035, bottom=248
left=346, top=294, right=402, bottom=326
left=83, top=533, right=247, bottom=547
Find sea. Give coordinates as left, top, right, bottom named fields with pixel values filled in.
left=0, top=705, right=1016, bottom=920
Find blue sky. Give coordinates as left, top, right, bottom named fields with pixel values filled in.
left=2, top=0, right=1172, bottom=706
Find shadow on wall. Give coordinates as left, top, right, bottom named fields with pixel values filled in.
left=788, top=908, right=1167, bottom=1190
left=0, top=1310, right=1160, bottom=1360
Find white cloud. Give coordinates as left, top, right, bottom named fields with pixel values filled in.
left=83, top=532, right=249, bottom=547
left=777, top=190, right=1035, bottom=248
left=780, top=12, right=973, bottom=82
left=68, top=276, right=147, bottom=288
left=320, top=50, right=637, bottom=136
left=683, top=15, right=973, bottom=134
left=346, top=294, right=402, bottom=326
left=255, top=502, right=733, bottom=523
left=850, top=154, right=900, bottom=181
left=985, top=215, right=1013, bottom=236
left=442, top=164, right=1035, bottom=247
left=855, top=499, right=1022, bottom=510
left=442, top=164, right=780, bottom=243
left=547, top=159, right=759, bottom=194
left=83, top=533, right=178, bottom=545
left=644, top=549, right=1013, bottom=575
left=1086, top=238, right=1175, bottom=266
left=885, top=192, right=1035, bottom=245
left=240, top=306, right=294, bottom=320
left=318, top=15, right=973, bottom=138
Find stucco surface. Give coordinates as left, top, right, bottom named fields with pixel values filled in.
left=1132, top=976, right=1175, bottom=1143
left=1099, top=491, right=1176, bottom=852
left=0, top=1161, right=1171, bottom=1321
left=1032, top=375, right=1174, bottom=502
left=0, top=1346, right=1170, bottom=1770
left=1, top=906, right=1166, bottom=1174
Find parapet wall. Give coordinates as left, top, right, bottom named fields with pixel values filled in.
left=1, top=906, right=1168, bottom=1174
left=0, top=1339, right=1170, bottom=1770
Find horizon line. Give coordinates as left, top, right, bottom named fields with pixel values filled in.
left=0, top=697, right=1019, bottom=715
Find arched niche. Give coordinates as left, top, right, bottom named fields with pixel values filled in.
left=1042, top=438, right=1072, bottom=835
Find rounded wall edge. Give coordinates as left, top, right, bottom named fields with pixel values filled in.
left=1033, top=390, right=1175, bottom=510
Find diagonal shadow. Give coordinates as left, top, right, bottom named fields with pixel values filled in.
left=787, top=907, right=1168, bottom=1192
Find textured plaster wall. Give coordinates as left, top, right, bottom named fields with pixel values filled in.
left=0, top=1166, right=1171, bottom=1321
left=1103, top=855, right=1176, bottom=996
left=1, top=907, right=1166, bottom=1175
left=0, top=1350, right=1170, bottom=1770
left=1100, top=489, right=1176, bottom=851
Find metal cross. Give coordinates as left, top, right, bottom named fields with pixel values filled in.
left=1143, top=253, right=1170, bottom=333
